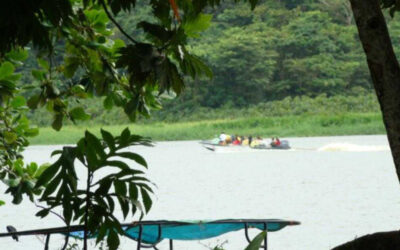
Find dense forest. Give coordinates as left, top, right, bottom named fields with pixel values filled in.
left=25, top=0, right=400, bottom=125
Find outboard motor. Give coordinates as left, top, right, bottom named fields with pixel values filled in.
left=279, top=140, right=290, bottom=149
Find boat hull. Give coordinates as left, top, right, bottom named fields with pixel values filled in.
left=200, top=140, right=291, bottom=151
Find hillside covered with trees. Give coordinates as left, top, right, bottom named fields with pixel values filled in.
left=26, top=0, right=400, bottom=126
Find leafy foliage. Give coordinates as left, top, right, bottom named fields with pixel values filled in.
left=0, top=0, right=73, bottom=53
left=35, top=128, right=153, bottom=249
left=0, top=50, right=41, bottom=205
left=244, top=231, right=267, bottom=250
left=0, top=0, right=222, bottom=248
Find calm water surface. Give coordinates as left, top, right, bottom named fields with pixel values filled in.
left=1, top=135, right=399, bottom=250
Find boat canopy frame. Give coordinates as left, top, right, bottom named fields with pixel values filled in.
left=0, top=219, right=300, bottom=250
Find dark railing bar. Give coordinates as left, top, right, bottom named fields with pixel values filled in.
left=137, top=224, right=163, bottom=249
left=137, top=225, right=143, bottom=250
left=44, top=234, right=50, bottom=250
left=263, top=222, right=268, bottom=250
left=244, top=223, right=252, bottom=243
left=0, top=219, right=300, bottom=238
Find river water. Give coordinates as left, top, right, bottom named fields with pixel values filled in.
left=1, top=135, right=400, bottom=250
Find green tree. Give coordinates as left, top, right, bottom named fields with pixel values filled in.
left=0, top=0, right=213, bottom=249
left=175, top=2, right=374, bottom=109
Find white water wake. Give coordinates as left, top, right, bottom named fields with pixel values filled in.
left=317, top=143, right=389, bottom=152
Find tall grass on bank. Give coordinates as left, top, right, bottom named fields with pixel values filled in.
left=28, top=94, right=380, bottom=126
left=31, top=113, right=385, bottom=145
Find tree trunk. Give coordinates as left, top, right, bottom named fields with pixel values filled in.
left=332, top=230, right=400, bottom=250
left=333, top=0, right=400, bottom=249
left=350, top=0, right=400, bottom=183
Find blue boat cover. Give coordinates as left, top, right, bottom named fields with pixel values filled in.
left=69, top=219, right=297, bottom=244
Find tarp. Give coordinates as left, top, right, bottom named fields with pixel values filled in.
left=69, top=219, right=299, bottom=244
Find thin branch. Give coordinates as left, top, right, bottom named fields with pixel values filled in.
left=99, top=0, right=138, bottom=44
left=35, top=203, right=66, bottom=223
left=34, top=203, right=70, bottom=250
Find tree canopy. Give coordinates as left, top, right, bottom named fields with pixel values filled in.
left=0, top=0, right=219, bottom=249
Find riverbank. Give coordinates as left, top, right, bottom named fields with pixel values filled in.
left=30, top=113, right=385, bottom=145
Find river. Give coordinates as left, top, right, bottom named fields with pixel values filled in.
left=1, top=135, right=399, bottom=250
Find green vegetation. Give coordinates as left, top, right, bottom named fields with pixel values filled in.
left=29, top=93, right=384, bottom=144
left=31, top=113, right=384, bottom=144
left=23, top=0, right=399, bottom=129
left=28, top=93, right=385, bottom=144
left=1, top=0, right=217, bottom=249
left=29, top=91, right=381, bottom=125
left=108, top=0, right=400, bottom=111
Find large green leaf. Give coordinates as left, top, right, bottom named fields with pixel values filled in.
left=11, top=96, right=26, bottom=108
left=107, top=228, right=120, bottom=250
left=36, top=209, right=50, bottom=218
left=244, top=231, right=266, bottom=250
left=27, top=94, right=41, bottom=109
left=0, top=62, right=15, bottom=79
left=108, top=0, right=137, bottom=15
left=96, top=223, right=108, bottom=244
left=3, top=178, right=21, bottom=187
left=183, top=14, right=212, bottom=38
left=103, top=96, right=114, bottom=110
left=13, top=159, right=24, bottom=176
left=70, top=107, right=91, bottom=121
left=31, top=70, right=46, bottom=81
left=114, top=180, right=127, bottom=196
left=42, top=174, right=63, bottom=198
left=101, top=129, right=115, bottom=151
left=52, top=114, right=64, bottom=131
left=117, top=195, right=130, bottom=218
left=6, top=49, right=28, bottom=61
left=105, top=160, right=130, bottom=170
left=96, top=179, right=113, bottom=195
left=138, top=21, right=173, bottom=43
left=4, top=131, right=17, bottom=144
left=115, top=152, right=147, bottom=168
left=85, top=131, right=106, bottom=160
left=35, top=163, right=60, bottom=187
left=129, top=183, right=138, bottom=201
left=141, top=187, right=152, bottom=213
left=27, top=162, right=38, bottom=176
left=34, top=163, right=51, bottom=178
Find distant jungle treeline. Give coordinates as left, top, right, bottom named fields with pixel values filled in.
left=25, top=0, right=400, bottom=126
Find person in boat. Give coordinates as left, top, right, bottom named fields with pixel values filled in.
left=250, top=136, right=264, bottom=148
left=232, top=135, right=241, bottom=145
left=225, top=134, right=232, bottom=144
left=241, top=136, right=249, bottom=146
left=271, top=137, right=281, bottom=147
left=219, top=132, right=227, bottom=145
